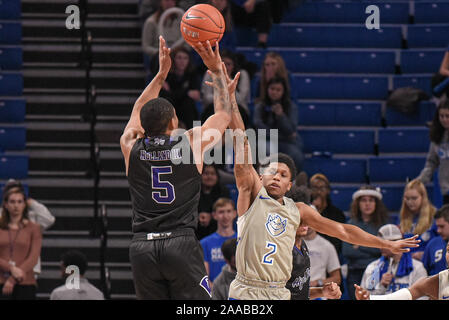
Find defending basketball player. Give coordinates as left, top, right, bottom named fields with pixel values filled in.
left=355, top=231, right=449, bottom=300
left=120, top=36, right=233, bottom=299
left=209, top=63, right=421, bottom=300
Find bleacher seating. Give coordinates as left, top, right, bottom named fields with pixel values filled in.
left=304, top=157, right=367, bottom=183
left=385, top=101, right=435, bottom=126
left=0, top=154, right=28, bottom=179
left=378, top=127, right=429, bottom=153
left=0, top=72, right=23, bottom=95
left=407, top=25, right=449, bottom=48
left=0, top=22, right=22, bottom=45
left=0, top=46, right=23, bottom=70
left=369, top=156, right=426, bottom=182
left=414, top=2, right=449, bottom=23
left=400, top=49, right=445, bottom=73
left=300, top=129, right=376, bottom=154
left=0, top=126, right=26, bottom=150
left=298, top=102, right=382, bottom=127
left=282, top=2, right=409, bottom=24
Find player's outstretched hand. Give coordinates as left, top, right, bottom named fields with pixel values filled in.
left=192, top=40, right=222, bottom=73
left=388, top=234, right=420, bottom=254
left=354, top=284, right=370, bottom=300
left=158, top=36, right=171, bottom=78
left=323, top=282, right=342, bottom=300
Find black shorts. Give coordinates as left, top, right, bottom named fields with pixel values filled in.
left=129, top=229, right=211, bottom=300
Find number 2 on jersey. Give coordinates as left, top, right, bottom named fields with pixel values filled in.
left=151, top=166, right=175, bottom=204
left=262, top=241, right=277, bottom=265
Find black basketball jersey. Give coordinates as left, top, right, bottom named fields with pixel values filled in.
left=127, top=134, right=201, bottom=233
left=286, top=241, right=310, bottom=300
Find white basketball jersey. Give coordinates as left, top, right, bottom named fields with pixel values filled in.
left=438, top=269, right=449, bottom=300
left=235, top=186, right=301, bottom=283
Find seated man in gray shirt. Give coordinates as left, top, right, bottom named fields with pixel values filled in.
left=50, top=250, right=104, bottom=300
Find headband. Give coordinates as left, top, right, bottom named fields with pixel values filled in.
left=352, top=188, right=382, bottom=201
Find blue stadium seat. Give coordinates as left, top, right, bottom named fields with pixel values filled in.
left=294, top=75, right=388, bottom=100
left=298, top=102, right=382, bottom=126
left=0, top=0, right=21, bottom=19
left=304, top=157, right=367, bottom=183
left=0, top=126, right=26, bottom=150
left=236, top=49, right=395, bottom=74
left=267, top=25, right=403, bottom=48
left=330, top=186, right=359, bottom=212
left=369, top=156, right=426, bottom=183
left=283, top=2, right=409, bottom=24
left=379, top=184, right=404, bottom=211
left=300, top=129, right=376, bottom=154
left=0, top=46, right=22, bottom=70
left=0, top=72, right=23, bottom=95
left=407, top=25, right=449, bottom=48
left=415, top=2, right=449, bottom=23
left=393, top=75, right=433, bottom=96
left=234, top=27, right=258, bottom=47
left=401, top=50, right=445, bottom=73
left=0, top=155, right=28, bottom=179
left=378, top=127, right=429, bottom=153
left=0, top=99, right=26, bottom=123
left=0, top=22, right=22, bottom=45
left=385, top=101, right=436, bottom=126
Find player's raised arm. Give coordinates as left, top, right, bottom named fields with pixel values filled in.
left=218, top=62, right=261, bottom=215
left=120, top=36, right=171, bottom=169
left=298, top=202, right=420, bottom=254
left=188, top=41, right=231, bottom=155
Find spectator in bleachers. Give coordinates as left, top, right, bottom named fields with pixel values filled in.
left=360, top=224, right=428, bottom=299
left=417, top=98, right=449, bottom=205
left=208, top=0, right=237, bottom=51
left=229, top=0, right=272, bottom=48
left=342, top=185, right=389, bottom=300
left=422, top=204, right=449, bottom=276
left=211, top=237, right=237, bottom=300
left=253, top=76, right=304, bottom=171
left=303, top=226, right=342, bottom=299
left=309, top=173, right=347, bottom=259
left=196, top=210, right=217, bottom=240
left=142, top=0, right=187, bottom=75
left=50, top=250, right=104, bottom=300
left=199, top=164, right=231, bottom=214
left=159, top=46, right=201, bottom=129
left=431, top=44, right=449, bottom=98
left=0, top=186, right=42, bottom=300
left=200, top=198, right=237, bottom=283
left=2, top=180, right=55, bottom=279
left=201, top=49, right=251, bottom=126
left=398, top=179, right=438, bottom=261
left=255, top=52, right=292, bottom=102
left=139, top=0, right=195, bottom=24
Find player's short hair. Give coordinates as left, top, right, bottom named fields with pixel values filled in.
left=212, top=197, right=235, bottom=212
left=435, top=204, right=449, bottom=223
left=140, top=97, right=175, bottom=136
left=286, top=185, right=311, bottom=204
left=221, top=238, right=237, bottom=262
left=61, top=250, right=88, bottom=276
left=260, top=153, right=297, bottom=181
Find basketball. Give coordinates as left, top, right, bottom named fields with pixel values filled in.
left=180, top=4, right=225, bottom=48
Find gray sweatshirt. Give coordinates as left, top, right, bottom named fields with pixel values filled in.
left=417, top=130, right=449, bottom=195
left=212, top=264, right=236, bottom=300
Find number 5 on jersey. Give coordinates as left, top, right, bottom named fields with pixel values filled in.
left=262, top=241, right=277, bottom=265
left=151, top=166, right=175, bottom=204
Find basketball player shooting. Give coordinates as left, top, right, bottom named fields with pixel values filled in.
left=120, top=36, right=232, bottom=299
left=208, top=63, right=421, bottom=300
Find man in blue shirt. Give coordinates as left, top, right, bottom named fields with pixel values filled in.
left=200, top=198, right=237, bottom=282
left=423, top=205, right=449, bottom=275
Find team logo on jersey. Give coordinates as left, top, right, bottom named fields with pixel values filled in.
left=199, top=276, right=212, bottom=298
left=265, top=214, right=287, bottom=237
